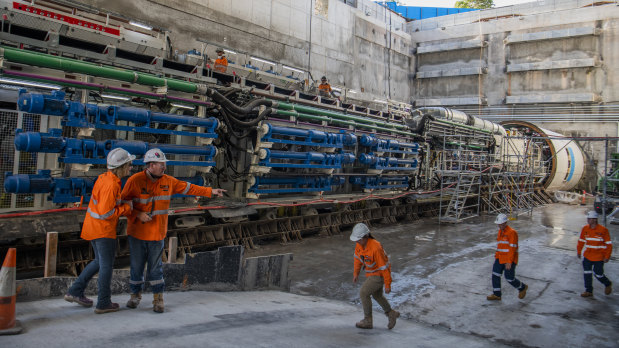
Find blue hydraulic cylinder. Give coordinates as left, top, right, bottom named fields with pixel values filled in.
left=358, top=153, right=418, bottom=171
left=14, top=129, right=217, bottom=167
left=349, top=176, right=409, bottom=190
left=248, top=176, right=345, bottom=194
left=4, top=170, right=205, bottom=203
left=359, top=134, right=419, bottom=154
left=258, top=149, right=355, bottom=169
left=261, top=123, right=357, bottom=148
left=17, top=90, right=219, bottom=138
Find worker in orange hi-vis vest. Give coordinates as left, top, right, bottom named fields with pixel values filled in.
left=121, top=148, right=226, bottom=313
left=486, top=213, right=528, bottom=301
left=577, top=211, right=613, bottom=298
left=350, top=223, right=400, bottom=330
left=317, top=76, right=333, bottom=98
left=213, top=47, right=228, bottom=73
left=65, top=148, right=135, bottom=314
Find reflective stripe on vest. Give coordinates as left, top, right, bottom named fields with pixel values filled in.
left=365, top=262, right=390, bottom=274
left=182, top=182, right=191, bottom=195
left=151, top=210, right=169, bottom=216
left=133, top=195, right=173, bottom=204
left=87, top=207, right=115, bottom=220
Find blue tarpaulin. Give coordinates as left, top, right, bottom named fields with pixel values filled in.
left=379, top=2, right=477, bottom=20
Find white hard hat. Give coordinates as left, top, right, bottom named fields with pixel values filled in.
left=586, top=211, right=599, bottom=219
left=143, top=148, right=168, bottom=163
left=350, top=223, right=370, bottom=241
left=107, top=148, right=135, bottom=169
left=494, top=213, right=508, bottom=224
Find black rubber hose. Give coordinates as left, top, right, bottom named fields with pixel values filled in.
left=206, top=89, right=273, bottom=115
left=221, top=107, right=272, bottom=127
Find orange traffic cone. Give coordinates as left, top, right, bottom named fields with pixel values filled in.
left=0, top=248, right=22, bottom=335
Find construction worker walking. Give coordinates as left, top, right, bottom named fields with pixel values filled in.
left=121, top=148, right=226, bottom=313
left=577, top=211, right=612, bottom=297
left=350, top=223, right=399, bottom=330
left=65, top=148, right=135, bottom=314
left=487, top=214, right=528, bottom=301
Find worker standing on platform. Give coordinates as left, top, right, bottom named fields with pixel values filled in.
left=213, top=47, right=228, bottom=73
left=65, top=148, right=135, bottom=314
left=577, top=211, right=613, bottom=297
left=487, top=214, right=528, bottom=301
left=350, top=223, right=400, bottom=330
left=121, top=148, right=226, bottom=313
left=318, top=76, right=334, bottom=98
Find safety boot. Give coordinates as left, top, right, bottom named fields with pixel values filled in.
left=153, top=293, right=164, bottom=313
left=486, top=294, right=501, bottom=301
left=355, top=316, right=373, bottom=329
left=580, top=291, right=593, bottom=298
left=605, top=284, right=612, bottom=295
left=126, top=292, right=142, bottom=309
left=518, top=284, right=528, bottom=299
left=386, top=310, right=400, bottom=330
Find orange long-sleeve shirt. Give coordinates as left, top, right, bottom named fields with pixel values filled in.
left=81, top=171, right=132, bottom=240
left=353, top=238, right=392, bottom=290
left=121, top=171, right=212, bottom=241
left=495, top=225, right=519, bottom=265
left=577, top=224, right=612, bottom=261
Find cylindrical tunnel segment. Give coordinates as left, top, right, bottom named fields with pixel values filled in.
left=501, top=120, right=585, bottom=192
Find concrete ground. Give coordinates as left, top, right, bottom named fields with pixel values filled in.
left=3, top=290, right=506, bottom=348
left=246, top=203, right=619, bottom=348
left=2, top=203, right=618, bottom=347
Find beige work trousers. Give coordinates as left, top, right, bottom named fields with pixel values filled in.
left=360, top=275, right=392, bottom=318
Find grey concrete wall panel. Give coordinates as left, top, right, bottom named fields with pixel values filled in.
left=416, top=97, right=486, bottom=106
left=408, top=0, right=606, bottom=32
left=415, top=75, right=484, bottom=100
left=504, top=27, right=601, bottom=45
left=506, top=93, right=600, bottom=104
left=416, top=67, right=486, bottom=79
left=506, top=58, right=598, bottom=72
left=417, top=39, right=487, bottom=54
left=241, top=253, right=293, bottom=291
left=15, top=246, right=293, bottom=300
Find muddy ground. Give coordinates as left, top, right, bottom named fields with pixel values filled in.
left=245, top=203, right=619, bottom=348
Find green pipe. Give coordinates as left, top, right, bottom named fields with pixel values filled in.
left=274, top=110, right=411, bottom=136
left=445, top=141, right=484, bottom=150
left=274, top=101, right=407, bottom=130
left=1, top=46, right=199, bottom=94
left=3, top=74, right=169, bottom=101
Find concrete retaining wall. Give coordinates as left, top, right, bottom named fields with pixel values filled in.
left=408, top=1, right=619, bottom=106
left=75, top=0, right=411, bottom=102
left=15, top=246, right=293, bottom=301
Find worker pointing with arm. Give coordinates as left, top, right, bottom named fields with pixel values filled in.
left=350, top=223, right=400, bottom=330
left=121, top=148, right=225, bottom=313
left=65, top=148, right=135, bottom=314
left=577, top=211, right=612, bottom=297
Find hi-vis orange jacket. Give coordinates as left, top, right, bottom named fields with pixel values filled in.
left=214, top=57, right=228, bottom=73
left=121, top=171, right=212, bottom=241
left=354, top=238, right=392, bottom=290
left=495, top=225, right=519, bottom=265
left=577, top=224, right=612, bottom=261
left=81, top=171, right=132, bottom=240
left=318, top=83, right=332, bottom=93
